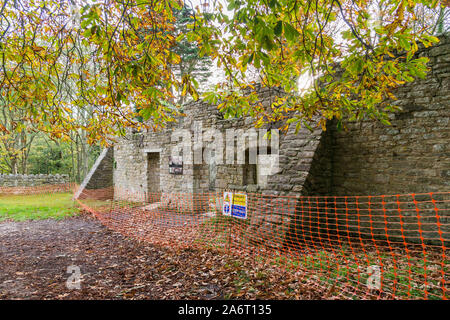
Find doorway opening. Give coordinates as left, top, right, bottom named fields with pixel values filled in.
left=147, top=152, right=160, bottom=203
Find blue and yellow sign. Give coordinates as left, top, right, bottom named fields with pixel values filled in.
left=231, top=193, right=247, bottom=219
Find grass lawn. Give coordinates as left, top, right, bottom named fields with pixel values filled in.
left=0, top=193, right=80, bottom=222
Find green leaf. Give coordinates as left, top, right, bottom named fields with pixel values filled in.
left=259, top=51, right=270, bottom=65
left=243, top=52, right=254, bottom=67
left=283, top=22, right=299, bottom=41
left=262, top=35, right=275, bottom=51
left=274, top=21, right=283, bottom=37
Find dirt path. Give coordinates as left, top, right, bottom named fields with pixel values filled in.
left=0, top=215, right=323, bottom=300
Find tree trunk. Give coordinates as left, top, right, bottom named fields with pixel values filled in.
left=10, top=156, right=17, bottom=174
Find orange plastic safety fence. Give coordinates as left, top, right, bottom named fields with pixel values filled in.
left=76, top=188, right=450, bottom=300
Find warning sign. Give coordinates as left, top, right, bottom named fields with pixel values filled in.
left=231, top=193, right=247, bottom=219
left=223, top=192, right=233, bottom=216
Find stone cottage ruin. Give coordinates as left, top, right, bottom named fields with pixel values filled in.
left=77, top=34, right=450, bottom=245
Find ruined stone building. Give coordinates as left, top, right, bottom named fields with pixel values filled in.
left=77, top=34, right=449, bottom=245
left=80, top=34, right=449, bottom=200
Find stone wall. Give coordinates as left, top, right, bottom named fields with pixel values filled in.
left=326, top=33, right=450, bottom=196
left=112, top=85, right=325, bottom=214
left=113, top=123, right=197, bottom=207
left=0, top=174, right=69, bottom=187
left=296, top=33, right=450, bottom=245
left=74, top=148, right=114, bottom=200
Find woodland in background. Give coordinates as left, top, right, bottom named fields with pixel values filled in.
left=0, top=90, right=100, bottom=181
left=0, top=3, right=208, bottom=182
left=0, top=120, right=101, bottom=183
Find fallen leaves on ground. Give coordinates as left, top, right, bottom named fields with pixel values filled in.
left=0, top=215, right=325, bottom=299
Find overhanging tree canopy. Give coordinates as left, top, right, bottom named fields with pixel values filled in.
left=0, top=0, right=448, bottom=144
